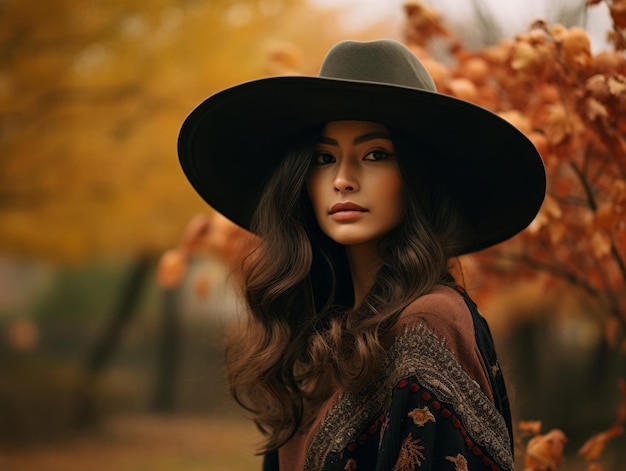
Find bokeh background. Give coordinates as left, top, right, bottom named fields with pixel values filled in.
left=1, top=0, right=624, bottom=470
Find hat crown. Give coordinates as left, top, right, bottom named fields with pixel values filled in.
left=319, top=39, right=437, bottom=92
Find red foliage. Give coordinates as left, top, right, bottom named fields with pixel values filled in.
left=404, top=1, right=626, bottom=354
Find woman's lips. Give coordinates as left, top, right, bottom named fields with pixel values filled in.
left=329, top=202, right=368, bottom=221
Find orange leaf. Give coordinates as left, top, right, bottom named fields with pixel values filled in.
left=584, top=97, right=608, bottom=122
left=156, top=248, right=187, bottom=289
left=595, top=202, right=618, bottom=231
left=458, top=57, right=489, bottom=85
left=548, top=220, right=566, bottom=244
left=539, top=84, right=560, bottom=104
left=525, top=429, right=567, bottom=471
left=578, top=424, right=624, bottom=462
left=561, top=27, right=592, bottom=70
left=528, top=132, right=549, bottom=158
left=610, top=179, right=626, bottom=204
left=591, top=51, right=626, bottom=76
left=590, top=230, right=612, bottom=258
left=607, top=75, right=626, bottom=96
left=420, top=57, right=450, bottom=86
left=549, top=23, right=568, bottom=43
left=180, top=213, right=211, bottom=254
left=480, top=41, right=511, bottom=65
left=609, top=0, right=626, bottom=29
left=543, top=104, right=572, bottom=146
left=511, top=41, right=543, bottom=75
left=194, top=275, right=210, bottom=298
left=586, top=74, right=610, bottom=100
left=446, top=77, right=477, bottom=101
left=543, top=194, right=564, bottom=219
left=518, top=420, right=543, bottom=436
left=6, top=319, right=40, bottom=352
left=498, top=110, right=532, bottom=135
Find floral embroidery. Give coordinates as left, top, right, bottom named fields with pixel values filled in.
left=392, top=433, right=426, bottom=471
left=445, top=453, right=469, bottom=471
left=304, top=323, right=513, bottom=470
left=344, top=458, right=357, bottom=470
left=408, top=406, right=436, bottom=426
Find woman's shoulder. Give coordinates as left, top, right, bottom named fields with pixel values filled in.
left=391, top=284, right=473, bottom=339
left=386, top=284, right=494, bottom=401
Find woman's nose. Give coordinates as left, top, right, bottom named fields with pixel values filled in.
left=333, top=161, right=359, bottom=193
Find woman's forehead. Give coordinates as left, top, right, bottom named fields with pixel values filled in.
left=320, top=121, right=391, bottom=142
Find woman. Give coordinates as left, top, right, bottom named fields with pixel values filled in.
left=178, top=39, right=545, bottom=470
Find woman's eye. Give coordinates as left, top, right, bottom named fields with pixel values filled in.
left=314, top=153, right=335, bottom=165
left=364, top=150, right=392, bottom=161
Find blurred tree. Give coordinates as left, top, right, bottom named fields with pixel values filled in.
left=402, top=1, right=626, bottom=467
left=0, top=0, right=354, bottom=262
left=0, top=0, right=370, bottom=427
left=425, top=0, right=590, bottom=50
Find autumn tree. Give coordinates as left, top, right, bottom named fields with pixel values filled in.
left=400, top=0, right=626, bottom=361
left=160, top=1, right=626, bottom=468
left=0, top=0, right=351, bottom=262
left=1, top=0, right=368, bottom=429
left=402, top=1, right=626, bottom=468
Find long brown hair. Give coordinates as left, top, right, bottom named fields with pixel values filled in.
left=224, top=127, right=466, bottom=452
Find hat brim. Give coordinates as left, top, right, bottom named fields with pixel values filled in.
left=178, top=76, right=546, bottom=255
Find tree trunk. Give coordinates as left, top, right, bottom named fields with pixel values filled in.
left=73, top=255, right=154, bottom=427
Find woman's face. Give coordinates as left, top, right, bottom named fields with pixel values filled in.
left=306, top=120, right=405, bottom=247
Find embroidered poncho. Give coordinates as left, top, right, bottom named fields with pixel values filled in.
left=263, top=285, right=514, bottom=471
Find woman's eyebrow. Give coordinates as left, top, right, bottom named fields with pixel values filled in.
left=353, top=132, right=391, bottom=144
left=317, top=132, right=391, bottom=146
left=317, top=136, right=338, bottom=146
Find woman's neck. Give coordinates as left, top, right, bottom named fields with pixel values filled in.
left=345, top=241, right=382, bottom=308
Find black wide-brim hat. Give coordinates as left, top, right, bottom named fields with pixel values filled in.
left=178, top=39, right=546, bottom=255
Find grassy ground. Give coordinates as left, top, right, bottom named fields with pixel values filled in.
left=0, top=414, right=263, bottom=471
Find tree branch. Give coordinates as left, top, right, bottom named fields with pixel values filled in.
left=485, top=250, right=601, bottom=300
